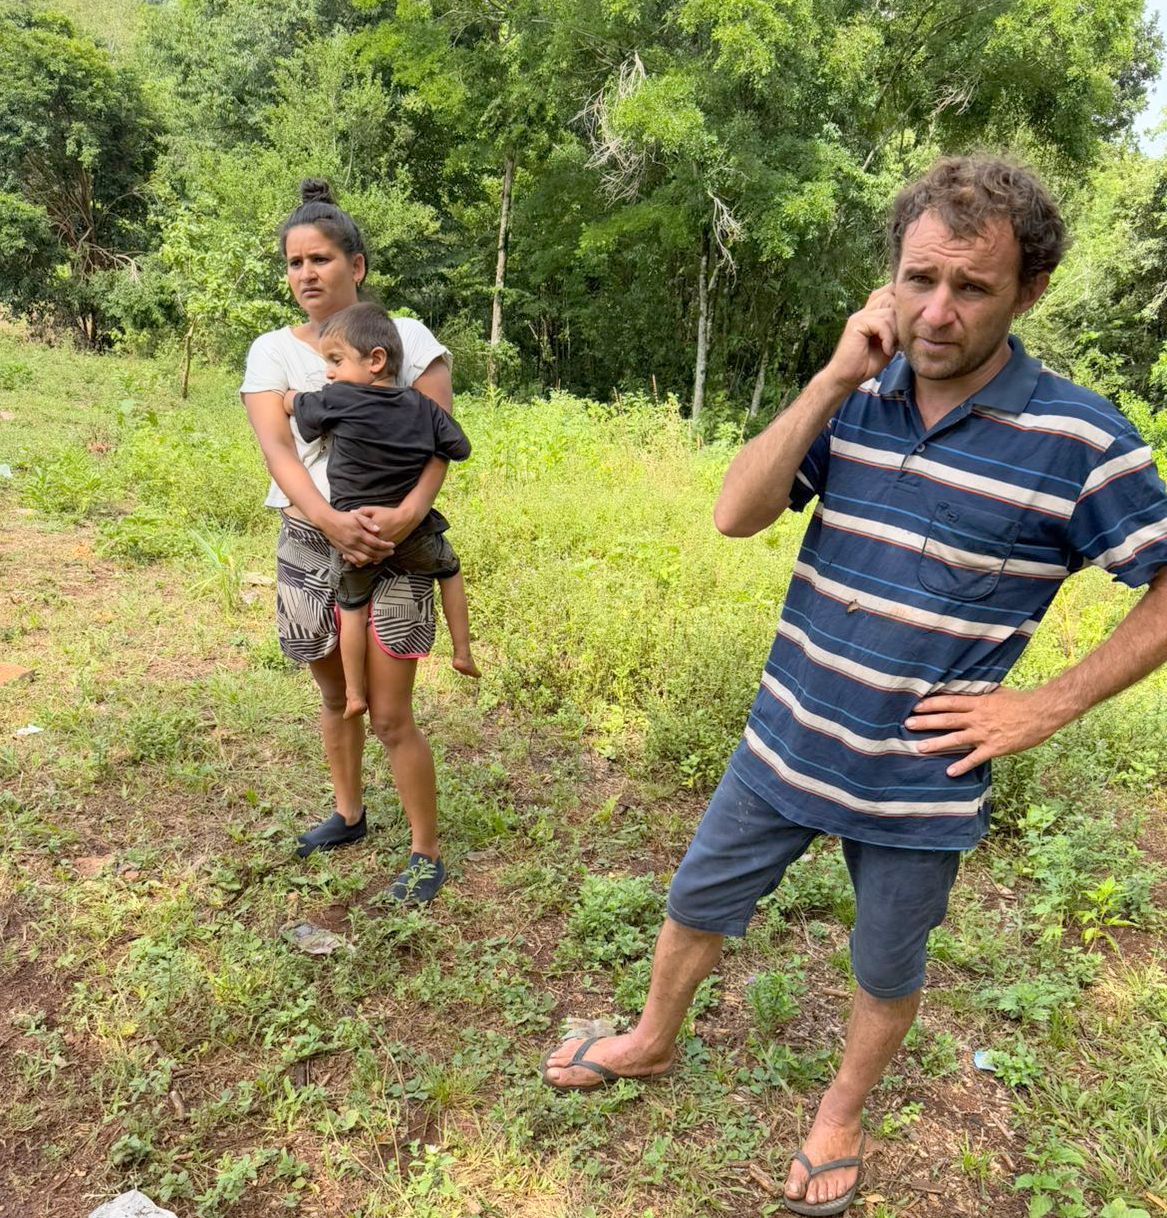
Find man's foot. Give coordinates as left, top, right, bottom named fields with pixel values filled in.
left=295, top=809, right=367, bottom=858
left=784, top=1114, right=865, bottom=1215
left=452, top=653, right=481, bottom=679
left=383, top=852, right=446, bottom=903
left=343, top=695, right=367, bottom=719
left=540, top=1033, right=674, bottom=1091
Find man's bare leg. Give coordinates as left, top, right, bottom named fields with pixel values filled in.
left=338, top=605, right=370, bottom=718
left=784, top=987, right=920, bottom=1209
left=542, top=918, right=723, bottom=1085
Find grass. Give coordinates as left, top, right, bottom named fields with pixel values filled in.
left=1, top=328, right=1166, bottom=1216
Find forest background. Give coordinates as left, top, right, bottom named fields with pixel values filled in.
left=4, top=0, right=1167, bottom=432
left=5, top=2, right=1167, bottom=1217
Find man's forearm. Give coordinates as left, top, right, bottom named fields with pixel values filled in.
left=1040, top=570, right=1167, bottom=730
left=714, top=370, right=849, bottom=537
left=909, top=570, right=1167, bottom=776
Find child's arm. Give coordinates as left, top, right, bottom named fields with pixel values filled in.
left=429, top=399, right=471, bottom=462
left=291, top=387, right=331, bottom=441
left=282, top=389, right=297, bottom=416
left=360, top=458, right=448, bottom=544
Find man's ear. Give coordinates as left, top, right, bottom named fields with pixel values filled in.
left=368, top=345, right=389, bottom=375
left=1015, top=271, right=1050, bottom=316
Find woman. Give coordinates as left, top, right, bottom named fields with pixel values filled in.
left=240, top=179, right=452, bottom=903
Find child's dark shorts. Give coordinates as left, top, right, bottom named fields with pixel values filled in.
left=330, top=530, right=461, bottom=611
left=666, top=753, right=961, bottom=999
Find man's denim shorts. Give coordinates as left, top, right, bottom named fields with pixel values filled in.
left=666, top=759, right=961, bottom=999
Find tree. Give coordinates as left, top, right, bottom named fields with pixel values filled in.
left=0, top=8, right=158, bottom=343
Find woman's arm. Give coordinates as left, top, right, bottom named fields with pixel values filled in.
left=242, top=390, right=394, bottom=562
left=412, top=357, right=453, bottom=413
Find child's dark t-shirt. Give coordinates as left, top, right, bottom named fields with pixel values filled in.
left=293, top=382, right=470, bottom=530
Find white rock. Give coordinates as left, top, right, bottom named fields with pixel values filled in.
left=87, top=1191, right=178, bottom=1218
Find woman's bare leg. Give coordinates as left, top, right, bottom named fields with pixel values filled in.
left=338, top=605, right=370, bottom=718
left=364, top=640, right=439, bottom=858
left=307, top=649, right=365, bottom=826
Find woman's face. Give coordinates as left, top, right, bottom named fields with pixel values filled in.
left=284, top=224, right=365, bottom=322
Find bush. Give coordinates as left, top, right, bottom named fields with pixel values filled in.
left=555, top=873, right=665, bottom=972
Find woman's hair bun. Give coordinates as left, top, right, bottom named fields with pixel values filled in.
left=300, top=178, right=335, bottom=206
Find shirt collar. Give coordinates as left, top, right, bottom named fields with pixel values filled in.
left=875, top=335, right=1041, bottom=416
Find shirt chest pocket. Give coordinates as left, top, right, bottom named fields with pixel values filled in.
left=918, top=501, right=1020, bottom=602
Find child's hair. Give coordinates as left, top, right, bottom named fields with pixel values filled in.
left=279, top=179, right=368, bottom=284
left=320, top=303, right=404, bottom=381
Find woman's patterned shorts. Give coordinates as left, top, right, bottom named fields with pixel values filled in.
left=275, top=513, right=436, bottom=663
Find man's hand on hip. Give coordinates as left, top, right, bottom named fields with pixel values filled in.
left=905, top=688, right=1061, bottom=778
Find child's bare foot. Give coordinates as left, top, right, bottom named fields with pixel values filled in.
left=452, top=654, right=481, bottom=679
left=343, top=696, right=368, bottom=719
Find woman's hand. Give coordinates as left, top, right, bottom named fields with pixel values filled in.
left=321, top=508, right=396, bottom=565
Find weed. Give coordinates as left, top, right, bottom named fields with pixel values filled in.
left=987, top=1040, right=1044, bottom=1087
left=23, top=448, right=105, bottom=519
left=746, top=959, right=808, bottom=1033
left=879, top=1101, right=923, bottom=1138
left=555, top=873, right=665, bottom=971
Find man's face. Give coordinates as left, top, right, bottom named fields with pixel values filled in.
left=321, top=335, right=380, bottom=385
left=893, top=211, right=1047, bottom=382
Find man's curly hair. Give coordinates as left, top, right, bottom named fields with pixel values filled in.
left=889, top=156, right=1067, bottom=284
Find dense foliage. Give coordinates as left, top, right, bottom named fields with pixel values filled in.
left=1, top=0, right=1166, bottom=425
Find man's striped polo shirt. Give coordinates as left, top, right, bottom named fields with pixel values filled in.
left=730, top=336, right=1167, bottom=850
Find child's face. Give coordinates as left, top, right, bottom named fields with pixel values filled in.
left=321, top=335, right=381, bottom=384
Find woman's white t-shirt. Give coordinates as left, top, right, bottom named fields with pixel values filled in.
left=239, top=319, right=451, bottom=509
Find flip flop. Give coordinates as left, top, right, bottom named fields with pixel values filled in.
left=539, top=1035, right=675, bottom=1092
left=783, top=1132, right=866, bottom=1216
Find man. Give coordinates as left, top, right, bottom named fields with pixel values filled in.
left=541, top=156, right=1167, bottom=1215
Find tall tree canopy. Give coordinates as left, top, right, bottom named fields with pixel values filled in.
left=3, top=0, right=1163, bottom=420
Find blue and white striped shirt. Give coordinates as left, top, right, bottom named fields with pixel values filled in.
left=731, top=336, right=1167, bottom=849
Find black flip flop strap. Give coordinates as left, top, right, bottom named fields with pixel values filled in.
left=793, top=1150, right=863, bottom=1178
left=567, top=1036, right=618, bottom=1081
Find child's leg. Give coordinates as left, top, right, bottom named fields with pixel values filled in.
left=339, top=605, right=370, bottom=717
left=438, top=573, right=480, bottom=678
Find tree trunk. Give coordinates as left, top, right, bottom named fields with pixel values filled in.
left=748, top=342, right=770, bottom=418
left=487, top=151, right=516, bottom=390
left=180, top=319, right=197, bottom=399
left=691, top=231, right=710, bottom=424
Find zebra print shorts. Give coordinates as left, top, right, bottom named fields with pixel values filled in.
left=275, top=513, right=436, bottom=663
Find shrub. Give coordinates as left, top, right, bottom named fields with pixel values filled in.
left=555, top=873, right=665, bottom=972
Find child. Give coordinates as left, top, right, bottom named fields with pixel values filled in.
left=285, top=302, right=478, bottom=720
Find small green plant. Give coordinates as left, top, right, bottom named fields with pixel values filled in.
left=986, top=978, right=1077, bottom=1026
left=879, top=1100, right=922, bottom=1138
left=738, top=1038, right=833, bottom=1093
left=1075, top=875, right=1135, bottom=951
left=98, top=505, right=197, bottom=561
left=1015, top=1138, right=1089, bottom=1218
left=986, top=1040, right=1043, bottom=1087
left=746, top=959, right=807, bottom=1033
left=956, top=1133, right=994, bottom=1192
left=555, top=873, right=665, bottom=971
left=24, top=448, right=105, bottom=519
left=189, top=529, right=243, bottom=610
